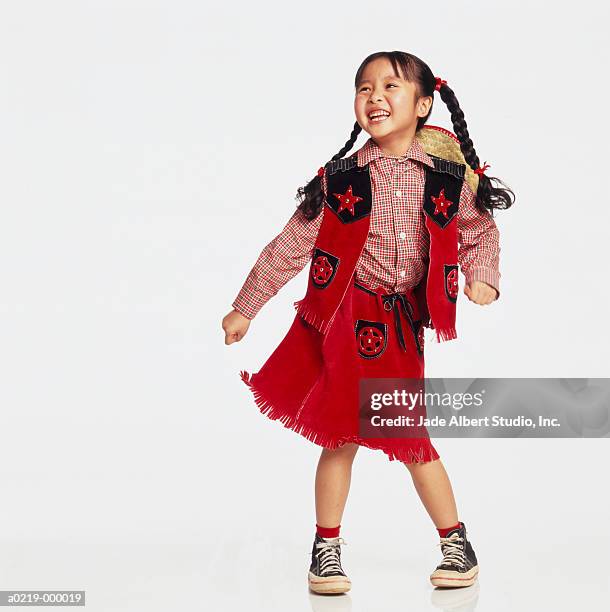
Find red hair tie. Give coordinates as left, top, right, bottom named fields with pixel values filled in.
left=474, top=162, right=491, bottom=177
left=317, top=166, right=325, bottom=178
left=434, top=77, right=447, bottom=92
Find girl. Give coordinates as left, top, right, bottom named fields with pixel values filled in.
left=222, top=50, right=514, bottom=594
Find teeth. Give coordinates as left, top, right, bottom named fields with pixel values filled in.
left=369, top=111, right=390, bottom=120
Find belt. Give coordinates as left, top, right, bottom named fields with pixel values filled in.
left=381, top=292, right=415, bottom=352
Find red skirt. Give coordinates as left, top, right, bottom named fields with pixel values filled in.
left=240, top=279, right=440, bottom=463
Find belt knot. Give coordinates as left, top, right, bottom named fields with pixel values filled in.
left=381, top=292, right=415, bottom=351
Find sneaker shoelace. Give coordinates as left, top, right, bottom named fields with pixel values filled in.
left=438, top=532, right=466, bottom=569
left=315, top=537, right=348, bottom=575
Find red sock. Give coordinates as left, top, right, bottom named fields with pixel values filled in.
left=316, top=523, right=340, bottom=538
left=437, top=521, right=461, bottom=538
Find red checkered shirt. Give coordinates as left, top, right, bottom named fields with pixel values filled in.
left=233, top=135, right=500, bottom=319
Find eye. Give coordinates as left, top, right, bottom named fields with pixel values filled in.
left=358, top=83, right=398, bottom=92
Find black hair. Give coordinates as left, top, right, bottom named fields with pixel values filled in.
left=296, top=50, right=515, bottom=220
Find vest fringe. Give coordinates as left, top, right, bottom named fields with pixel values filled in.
left=293, top=299, right=331, bottom=334
left=238, top=370, right=439, bottom=464
left=434, top=327, right=458, bottom=343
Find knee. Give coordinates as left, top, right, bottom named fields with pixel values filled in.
left=403, top=457, right=440, bottom=476
left=321, top=442, right=359, bottom=461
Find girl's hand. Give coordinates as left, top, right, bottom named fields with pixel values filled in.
left=464, top=280, right=498, bottom=305
left=222, top=309, right=251, bottom=344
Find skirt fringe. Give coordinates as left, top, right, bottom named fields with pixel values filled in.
left=240, top=369, right=440, bottom=464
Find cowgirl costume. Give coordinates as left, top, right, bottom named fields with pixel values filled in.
left=233, top=124, right=498, bottom=590
left=236, top=124, right=499, bottom=463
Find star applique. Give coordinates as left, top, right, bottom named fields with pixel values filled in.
left=430, top=188, right=454, bottom=219
left=332, top=185, right=363, bottom=216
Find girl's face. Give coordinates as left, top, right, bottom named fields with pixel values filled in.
left=354, top=57, right=432, bottom=144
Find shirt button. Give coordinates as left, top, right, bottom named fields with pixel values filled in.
left=395, top=189, right=402, bottom=197
left=399, top=231, right=406, bottom=239
left=400, top=270, right=406, bottom=278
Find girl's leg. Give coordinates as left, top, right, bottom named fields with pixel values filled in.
left=315, top=443, right=360, bottom=528
left=403, top=458, right=459, bottom=528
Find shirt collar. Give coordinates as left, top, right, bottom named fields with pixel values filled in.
left=357, top=135, right=435, bottom=169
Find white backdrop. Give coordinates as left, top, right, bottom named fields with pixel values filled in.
left=1, top=1, right=609, bottom=611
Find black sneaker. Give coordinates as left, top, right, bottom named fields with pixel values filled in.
left=308, top=533, right=351, bottom=594
left=430, top=522, right=479, bottom=588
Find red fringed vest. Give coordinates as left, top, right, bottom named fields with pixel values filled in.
left=294, top=150, right=466, bottom=343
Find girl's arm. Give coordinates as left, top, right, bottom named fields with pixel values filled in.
left=457, top=180, right=501, bottom=299
left=232, top=205, right=324, bottom=319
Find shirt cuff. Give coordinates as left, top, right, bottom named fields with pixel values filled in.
left=231, top=299, right=256, bottom=320
left=462, top=267, right=500, bottom=300
left=231, top=278, right=271, bottom=320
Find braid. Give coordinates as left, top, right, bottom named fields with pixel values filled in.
left=438, top=83, right=515, bottom=214
left=331, top=121, right=362, bottom=162
left=296, top=122, right=363, bottom=220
